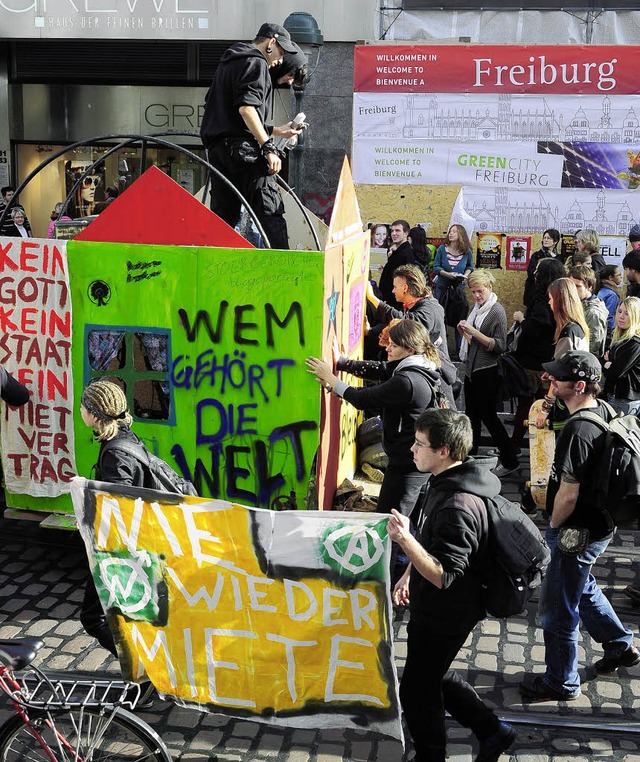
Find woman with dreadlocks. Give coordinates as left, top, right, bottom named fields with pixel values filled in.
left=78, top=380, right=146, bottom=655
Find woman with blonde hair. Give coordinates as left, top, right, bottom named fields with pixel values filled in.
left=603, top=296, right=640, bottom=414
left=457, top=270, right=520, bottom=477
left=574, top=228, right=605, bottom=273
left=536, top=277, right=590, bottom=428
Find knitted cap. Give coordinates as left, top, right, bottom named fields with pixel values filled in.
left=81, top=380, right=128, bottom=422
left=629, top=224, right=640, bottom=241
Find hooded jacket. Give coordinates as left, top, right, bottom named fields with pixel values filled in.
left=334, top=354, right=438, bottom=470
left=410, top=457, right=500, bottom=623
left=513, top=296, right=555, bottom=370
left=200, top=42, right=273, bottom=147
left=604, top=336, right=640, bottom=401
left=96, top=426, right=146, bottom=486
left=582, top=295, right=609, bottom=359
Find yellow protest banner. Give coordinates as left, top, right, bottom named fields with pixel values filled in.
left=71, top=477, right=401, bottom=738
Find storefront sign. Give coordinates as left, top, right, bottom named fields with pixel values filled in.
left=0, top=0, right=212, bottom=39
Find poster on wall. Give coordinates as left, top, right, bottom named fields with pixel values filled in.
left=63, top=160, right=106, bottom=218
left=505, top=236, right=531, bottom=271
left=476, top=233, right=504, bottom=269
left=560, top=233, right=576, bottom=259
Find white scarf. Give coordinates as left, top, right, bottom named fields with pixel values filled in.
left=459, top=291, right=498, bottom=362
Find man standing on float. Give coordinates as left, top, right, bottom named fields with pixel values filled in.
left=200, top=22, right=303, bottom=250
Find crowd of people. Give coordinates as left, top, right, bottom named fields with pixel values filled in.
left=308, top=219, right=640, bottom=762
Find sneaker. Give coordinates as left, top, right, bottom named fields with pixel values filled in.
left=519, top=674, right=580, bottom=702
left=493, top=464, right=520, bottom=478
left=361, top=462, right=384, bottom=483
left=594, top=645, right=640, bottom=674
left=624, top=585, right=640, bottom=607
left=475, top=722, right=516, bottom=762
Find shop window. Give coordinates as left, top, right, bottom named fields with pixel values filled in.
left=86, top=327, right=173, bottom=424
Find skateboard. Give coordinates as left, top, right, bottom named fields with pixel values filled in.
left=525, top=398, right=555, bottom=509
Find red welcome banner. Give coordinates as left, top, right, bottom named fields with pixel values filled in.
left=354, top=45, right=640, bottom=95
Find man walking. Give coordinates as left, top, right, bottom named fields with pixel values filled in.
left=388, top=408, right=515, bottom=762
left=200, top=22, right=304, bottom=249
left=520, top=351, right=638, bottom=702
left=378, top=219, right=415, bottom=309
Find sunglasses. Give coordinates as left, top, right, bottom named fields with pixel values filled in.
left=82, top=176, right=101, bottom=188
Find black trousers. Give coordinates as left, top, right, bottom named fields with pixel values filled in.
left=80, top=571, right=117, bottom=657
left=377, top=463, right=429, bottom=516
left=377, top=464, right=429, bottom=582
left=464, top=366, right=519, bottom=469
left=207, top=140, right=289, bottom=250
left=401, top=614, right=499, bottom=762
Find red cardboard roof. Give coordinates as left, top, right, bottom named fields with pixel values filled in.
left=75, top=165, right=254, bottom=248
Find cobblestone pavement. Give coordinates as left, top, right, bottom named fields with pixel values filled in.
left=1, top=448, right=639, bottom=761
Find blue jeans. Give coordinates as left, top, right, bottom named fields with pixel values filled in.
left=539, top=527, right=634, bottom=694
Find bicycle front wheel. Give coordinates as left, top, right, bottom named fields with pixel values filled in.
left=0, top=706, right=172, bottom=761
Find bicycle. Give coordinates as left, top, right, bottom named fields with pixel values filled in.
left=0, top=637, right=173, bottom=761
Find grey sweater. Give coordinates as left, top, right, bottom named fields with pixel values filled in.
left=464, top=302, right=507, bottom=377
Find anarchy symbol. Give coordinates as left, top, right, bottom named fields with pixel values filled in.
left=323, top=526, right=384, bottom=574
left=98, top=554, right=153, bottom=614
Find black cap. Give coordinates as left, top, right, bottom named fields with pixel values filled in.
left=257, top=22, right=297, bottom=53
left=542, top=350, right=602, bottom=383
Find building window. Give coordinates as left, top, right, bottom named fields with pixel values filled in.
left=85, top=326, right=174, bottom=424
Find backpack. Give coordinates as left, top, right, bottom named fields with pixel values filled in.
left=99, top=438, right=198, bottom=497
left=423, top=373, right=450, bottom=410
left=481, top=495, right=551, bottom=618
left=497, top=353, right=530, bottom=399
left=571, top=405, right=640, bottom=527
left=398, top=367, right=450, bottom=410
left=438, top=282, right=469, bottom=327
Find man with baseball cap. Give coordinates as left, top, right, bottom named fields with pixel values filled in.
left=520, top=351, right=638, bottom=702
left=200, top=22, right=304, bottom=249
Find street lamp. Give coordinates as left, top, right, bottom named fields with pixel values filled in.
left=283, top=12, right=324, bottom=199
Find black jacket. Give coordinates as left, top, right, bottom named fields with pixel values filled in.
left=378, top=241, right=415, bottom=308
left=513, top=297, right=556, bottom=370
left=604, top=336, right=640, bottom=401
left=200, top=43, right=273, bottom=147
left=410, top=457, right=500, bottom=623
left=96, top=426, right=147, bottom=486
left=523, top=248, right=559, bottom=308
left=336, top=357, right=436, bottom=470
left=0, top=366, right=29, bottom=406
